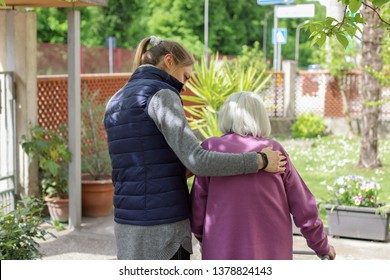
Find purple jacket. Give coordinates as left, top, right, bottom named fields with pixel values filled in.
left=190, top=133, right=329, bottom=260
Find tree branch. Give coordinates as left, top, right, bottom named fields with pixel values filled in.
left=337, top=5, right=348, bottom=31
left=362, top=0, right=390, bottom=26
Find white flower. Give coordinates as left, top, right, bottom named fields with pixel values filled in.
left=336, top=177, right=345, bottom=185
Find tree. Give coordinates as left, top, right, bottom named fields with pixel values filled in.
left=21, top=0, right=318, bottom=66
left=357, top=4, right=385, bottom=168
left=146, top=0, right=204, bottom=57
left=307, top=0, right=389, bottom=169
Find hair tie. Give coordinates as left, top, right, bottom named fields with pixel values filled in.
left=149, top=36, right=161, bottom=47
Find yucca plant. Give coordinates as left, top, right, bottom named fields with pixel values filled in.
left=183, top=52, right=271, bottom=139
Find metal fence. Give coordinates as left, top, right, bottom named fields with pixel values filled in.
left=295, top=70, right=390, bottom=121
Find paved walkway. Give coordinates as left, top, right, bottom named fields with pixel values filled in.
left=38, top=213, right=390, bottom=260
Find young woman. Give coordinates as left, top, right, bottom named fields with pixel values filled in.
left=104, top=36, right=286, bottom=260
left=191, top=91, right=336, bottom=260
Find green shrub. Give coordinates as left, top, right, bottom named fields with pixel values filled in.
left=0, top=197, right=53, bottom=260
left=292, top=112, right=325, bottom=138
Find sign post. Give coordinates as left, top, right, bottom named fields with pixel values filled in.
left=257, top=0, right=296, bottom=71
left=273, top=5, right=280, bottom=71
left=276, top=4, right=315, bottom=18
left=257, top=1, right=314, bottom=71
left=256, top=0, right=294, bottom=5
left=272, top=27, right=287, bottom=72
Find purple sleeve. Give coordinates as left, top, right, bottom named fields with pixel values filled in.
left=190, top=175, right=210, bottom=243
left=190, top=141, right=211, bottom=243
left=283, top=153, right=330, bottom=256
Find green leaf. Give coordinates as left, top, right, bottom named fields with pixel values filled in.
left=310, top=36, right=318, bottom=48
left=317, top=33, right=327, bottom=47
left=336, top=33, right=349, bottom=48
left=375, top=23, right=390, bottom=29
left=181, top=95, right=203, bottom=104
left=354, top=13, right=365, bottom=24
left=325, top=17, right=338, bottom=26
left=349, top=0, right=362, bottom=14
left=309, top=23, right=319, bottom=34
left=372, top=0, right=389, bottom=8
left=344, top=24, right=357, bottom=37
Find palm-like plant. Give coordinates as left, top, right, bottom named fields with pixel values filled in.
left=182, top=54, right=271, bottom=139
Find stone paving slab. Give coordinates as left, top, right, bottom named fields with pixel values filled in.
left=38, top=214, right=390, bottom=260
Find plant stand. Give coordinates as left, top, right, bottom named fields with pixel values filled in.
left=324, top=205, right=390, bottom=242
left=82, top=178, right=114, bottom=217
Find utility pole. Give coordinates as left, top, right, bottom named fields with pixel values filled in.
left=263, top=11, right=273, bottom=59
left=204, top=0, right=209, bottom=66
left=295, top=20, right=309, bottom=66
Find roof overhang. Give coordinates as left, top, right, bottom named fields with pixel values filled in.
left=1, top=0, right=107, bottom=8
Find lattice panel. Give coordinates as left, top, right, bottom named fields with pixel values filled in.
left=37, top=74, right=130, bottom=132
left=344, top=72, right=363, bottom=119
left=296, top=71, right=331, bottom=117
left=80, top=74, right=130, bottom=105
left=37, top=72, right=390, bottom=135
left=38, top=76, right=69, bottom=130
left=263, top=72, right=285, bottom=118
left=295, top=71, right=373, bottom=119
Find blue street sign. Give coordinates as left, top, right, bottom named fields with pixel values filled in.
left=272, top=28, right=287, bottom=44
left=257, top=0, right=294, bottom=5
left=105, top=37, right=116, bottom=48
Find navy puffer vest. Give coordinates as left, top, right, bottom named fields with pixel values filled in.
left=104, top=66, right=189, bottom=225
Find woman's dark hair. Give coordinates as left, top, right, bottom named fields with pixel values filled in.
left=132, top=36, right=194, bottom=71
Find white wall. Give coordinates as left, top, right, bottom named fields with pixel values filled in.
left=0, top=10, right=39, bottom=197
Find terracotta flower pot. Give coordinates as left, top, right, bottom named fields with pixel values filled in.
left=45, top=194, right=69, bottom=222
left=81, top=177, right=114, bottom=217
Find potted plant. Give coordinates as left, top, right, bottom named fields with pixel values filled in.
left=324, top=175, right=390, bottom=241
left=81, top=90, right=114, bottom=217
left=21, top=125, right=71, bottom=222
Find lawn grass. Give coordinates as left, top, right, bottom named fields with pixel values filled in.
left=277, top=135, right=390, bottom=205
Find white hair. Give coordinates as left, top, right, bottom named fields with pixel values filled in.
left=218, top=91, right=271, bottom=138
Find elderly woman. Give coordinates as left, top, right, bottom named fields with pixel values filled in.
left=190, top=91, right=336, bottom=260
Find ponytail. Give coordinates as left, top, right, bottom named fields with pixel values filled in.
left=132, top=37, right=151, bottom=71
